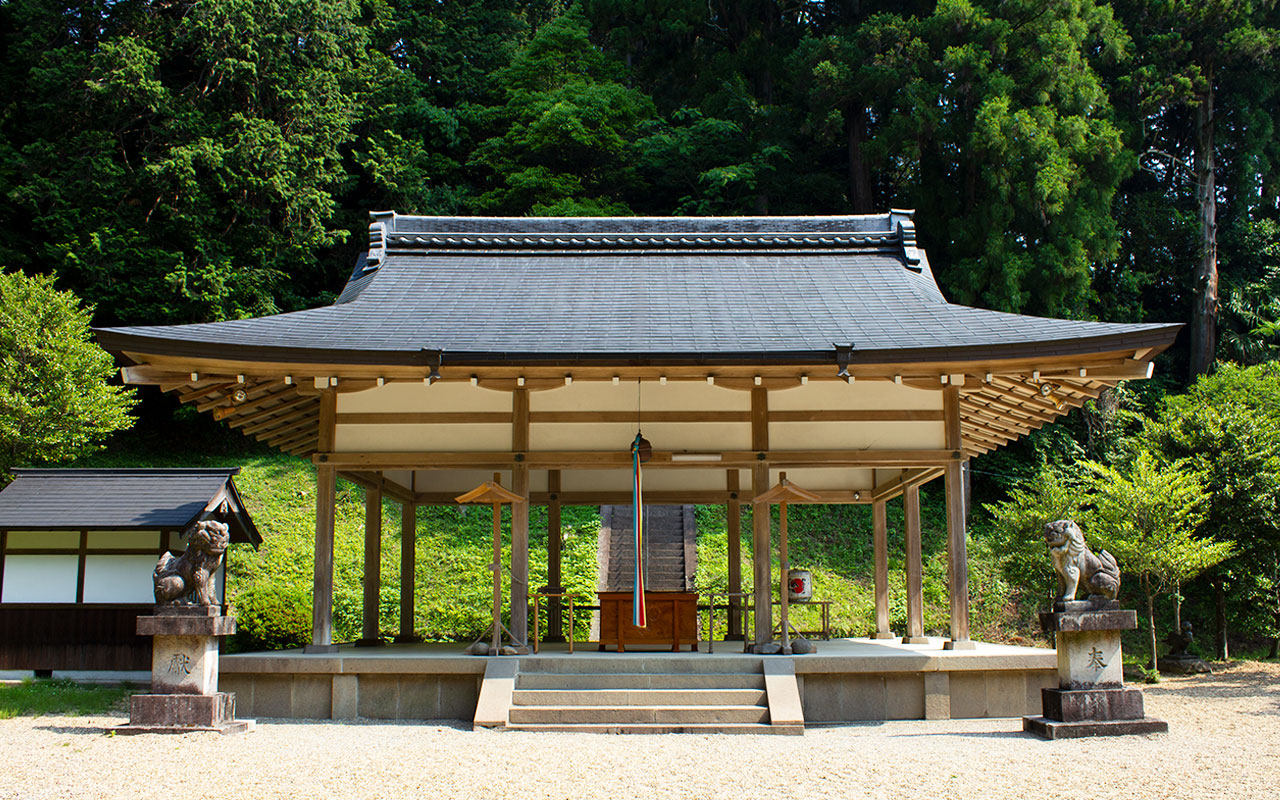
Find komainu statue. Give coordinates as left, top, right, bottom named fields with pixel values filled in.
left=1043, top=519, right=1120, bottom=603
left=153, top=520, right=230, bottom=606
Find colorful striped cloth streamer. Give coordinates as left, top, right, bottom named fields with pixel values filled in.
left=631, top=431, right=647, bottom=628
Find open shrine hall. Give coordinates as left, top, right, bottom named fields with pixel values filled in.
left=94, top=210, right=1180, bottom=731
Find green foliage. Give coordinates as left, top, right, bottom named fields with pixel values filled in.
left=0, top=679, right=132, bottom=719
left=1086, top=450, right=1230, bottom=667
left=0, top=271, right=134, bottom=483
left=983, top=465, right=1088, bottom=617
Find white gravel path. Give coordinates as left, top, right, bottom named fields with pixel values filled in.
left=2, top=661, right=1277, bottom=800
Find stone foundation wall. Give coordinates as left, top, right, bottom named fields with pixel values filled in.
left=799, top=669, right=1056, bottom=722
left=221, top=672, right=482, bottom=720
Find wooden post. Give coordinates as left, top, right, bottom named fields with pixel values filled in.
left=779, top=487, right=791, bottom=655
left=872, top=496, right=894, bottom=639
left=547, top=470, right=564, bottom=642
left=727, top=470, right=742, bottom=639
left=903, top=483, right=927, bottom=644
left=358, top=476, right=383, bottom=646
left=307, top=389, right=338, bottom=653
left=943, top=385, right=975, bottom=649
left=396, top=500, right=421, bottom=643
left=490, top=491, right=502, bottom=654
left=510, top=387, right=531, bottom=646
left=751, top=387, right=772, bottom=647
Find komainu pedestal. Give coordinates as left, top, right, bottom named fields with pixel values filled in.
left=117, top=606, right=254, bottom=735
left=1023, top=601, right=1167, bottom=739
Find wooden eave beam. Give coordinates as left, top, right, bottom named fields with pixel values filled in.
left=315, top=448, right=960, bottom=471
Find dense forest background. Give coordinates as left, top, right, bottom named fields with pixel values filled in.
left=2, top=0, right=1280, bottom=660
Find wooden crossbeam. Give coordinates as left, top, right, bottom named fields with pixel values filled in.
left=313, top=448, right=961, bottom=471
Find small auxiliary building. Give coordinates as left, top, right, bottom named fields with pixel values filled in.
left=0, top=468, right=260, bottom=675
left=95, top=212, right=1179, bottom=726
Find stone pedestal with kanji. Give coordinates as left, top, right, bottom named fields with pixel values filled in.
left=117, top=606, right=254, bottom=735
left=1023, top=601, right=1167, bottom=739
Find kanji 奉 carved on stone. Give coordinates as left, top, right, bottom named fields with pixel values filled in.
left=153, top=520, right=229, bottom=606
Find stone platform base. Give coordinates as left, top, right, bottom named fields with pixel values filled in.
left=1023, top=715, right=1167, bottom=739
left=115, top=719, right=255, bottom=736
left=118, top=692, right=254, bottom=735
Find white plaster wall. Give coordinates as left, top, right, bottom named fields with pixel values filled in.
left=336, top=423, right=511, bottom=452
left=5, top=530, right=78, bottom=549
left=531, top=381, right=750, bottom=412
left=336, top=382, right=512, bottom=414
left=767, top=380, right=942, bottom=411
left=764, top=467, right=875, bottom=492
left=86, top=530, right=162, bottom=549
left=769, top=421, right=945, bottom=450
left=1, top=555, right=78, bottom=602
left=530, top=421, right=752, bottom=452
left=82, top=555, right=158, bottom=603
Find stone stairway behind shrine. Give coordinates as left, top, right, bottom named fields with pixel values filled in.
left=598, top=504, right=696, bottom=592
left=474, top=656, right=804, bottom=734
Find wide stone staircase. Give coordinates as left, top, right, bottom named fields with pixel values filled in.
left=475, top=656, right=804, bottom=734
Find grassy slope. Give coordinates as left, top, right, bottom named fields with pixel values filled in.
left=69, top=409, right=1017, bottom=649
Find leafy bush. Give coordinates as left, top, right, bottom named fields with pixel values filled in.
left=231, top=584, right=313, bottom=652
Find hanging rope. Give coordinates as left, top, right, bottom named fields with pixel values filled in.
left=631, top=430, right=647, bottom=627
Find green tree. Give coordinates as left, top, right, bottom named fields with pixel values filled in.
left=470, top=5, right=658, bottom=215
left=1110, top=0, right=1280, bottom=377
left=983, top=465, right=1089, bottom=621
left=0, top=271, right=135, bottom=483
left=1149, top=362, right=1280, bottom=657
left=0, top=0, right=393, bottom=323
left=1085, top=451, right=1229, bottom=669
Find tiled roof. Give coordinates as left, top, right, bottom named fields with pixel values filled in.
left=0, top=469, right=260, bottom=545
left=95, top=212, right=1179, bottom=364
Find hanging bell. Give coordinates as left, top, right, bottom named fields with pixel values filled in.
left=631, top=431, right=653, bottom=463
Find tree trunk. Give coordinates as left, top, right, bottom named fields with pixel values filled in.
left=1190, top=75, right=1219, bottom=378
left=1215, top=577, right=1229, bottom=661
left=847, top=105, right=873, bottom=213
left=1144, top=576, right=1157, bottom=670
left=1173, top=582, right=1182, bottom=631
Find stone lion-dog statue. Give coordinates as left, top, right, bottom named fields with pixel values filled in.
left=1043, top=519, right=1120, bottom=603
left=153, top=519, right=230, bottom=606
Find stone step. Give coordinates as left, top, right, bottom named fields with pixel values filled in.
left=512, top=688, right=767, bottom=706
left=505, top=723, right=803, bottom=735
left=508, top=704, right=770, bottom=725
left=517, top=656, right=761, bottom=674
left=515, top=672, right=765, bottom=690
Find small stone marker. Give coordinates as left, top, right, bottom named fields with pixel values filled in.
left=1022, top=600, right=1167, bottom=739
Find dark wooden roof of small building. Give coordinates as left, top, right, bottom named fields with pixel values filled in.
left=95, top=211, right=1179, bottom=367
left=0, top=469, right=261, bottom=545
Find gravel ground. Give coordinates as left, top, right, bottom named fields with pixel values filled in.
left=2, top=661, right=1277, bottom=800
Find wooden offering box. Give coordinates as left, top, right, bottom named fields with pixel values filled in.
left=598, top=592, right=699, bottom=652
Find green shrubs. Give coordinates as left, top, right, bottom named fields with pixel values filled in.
left=231, top=584, right=313, bottom=652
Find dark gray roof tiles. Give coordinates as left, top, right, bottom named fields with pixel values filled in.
left=0, top=469, right=261, bottom=545
left=95, top=213, right=1181, bottom=364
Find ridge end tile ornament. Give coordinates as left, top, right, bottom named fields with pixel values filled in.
left=1023, top=520, right=1167, bottom=740
left=117, top=519, right=254, bottom=735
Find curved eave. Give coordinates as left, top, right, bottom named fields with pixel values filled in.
left=95, top=324, right=1182, bottom=369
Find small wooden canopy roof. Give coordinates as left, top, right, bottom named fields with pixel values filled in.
left=752, top=477, right=823, bottom=506
left=0, top=468, right=261, bottom=546
left=454, top=480, right=526, bottom=505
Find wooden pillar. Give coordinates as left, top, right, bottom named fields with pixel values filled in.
left=547, top=470, right=564, bottom=641
left=872, top=496, right=894, bottom=639
left=943, top=384, right=974, bottom=649
left=750, top=387, right=772, bottom=647
left=726, top=470, right=742, bottom=639
left=358, top=476, right=383, bottom=646
left=510, top=387, right=531, bottom=646
left=903, top=483, right=927, bottom=644
left=396, top=500, right=421, bottom=643
left=307, top=389, right=338, bottom=653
